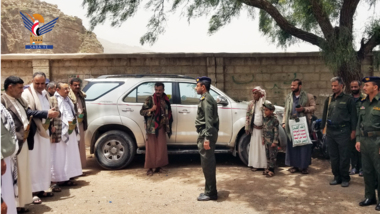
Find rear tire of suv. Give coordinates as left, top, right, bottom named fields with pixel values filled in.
left=94, top=130, right=136, bottom=170
left=237, top=133, right=251, bottom=166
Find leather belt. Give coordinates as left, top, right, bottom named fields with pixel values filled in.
left=360, top=130, right=380, bottom=137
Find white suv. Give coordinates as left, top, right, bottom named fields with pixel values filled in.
left=83, top=74, right=287, bottom=169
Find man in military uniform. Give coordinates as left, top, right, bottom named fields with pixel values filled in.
left=349, top=80, right=366, bottom=176
left=321, top=77, right=357, bottom=187
left=355, top=76, right=380, bottom=211
left=195, top=76, right=219, bottom=201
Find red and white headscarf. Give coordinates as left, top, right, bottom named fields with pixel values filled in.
left=252, top=86, right=266, bottom=99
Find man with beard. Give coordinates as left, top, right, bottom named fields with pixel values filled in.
left=46, top=82, right=56, bottom=97
left=349, top=80, right=365, bottom=176
left=322, top=77, right=357, bottom=187
left=282, top=79, right=316, bottom=174
left=68, top=78, right=88, bottom=168
left=140, top=82, right=173, bottom=176
left=355, top=76, right=380, bottom=211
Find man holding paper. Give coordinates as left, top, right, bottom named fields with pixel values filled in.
left=282, top=79, right=315, bottom=174
left=321, top=77, right=357, bottom=187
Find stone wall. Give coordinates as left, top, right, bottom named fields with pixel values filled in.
left=2, top=53, right=378, bottom=117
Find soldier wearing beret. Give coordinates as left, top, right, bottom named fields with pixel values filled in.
left=355, top=76, right=380, bottom=211
left=262, top=101, right=279, bottom=177
left=195, top=76, right=219, bottom=201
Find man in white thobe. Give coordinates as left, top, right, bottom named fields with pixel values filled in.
left=50, top=82, right=82, bottom=186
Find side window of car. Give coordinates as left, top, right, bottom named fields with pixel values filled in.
left=123, top=82, right=173, bottom=103
left=179, top=83, right=199, bottom=105
left=209, top=89, right=219, bottom=101
left=83, top=82, right=123, bottom=101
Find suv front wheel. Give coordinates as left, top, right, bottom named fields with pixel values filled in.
left=94, top=130, right=136, bottom=169
left=237, top=133, right=251, bottom=166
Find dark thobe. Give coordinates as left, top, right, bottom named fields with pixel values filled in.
left=321, top=92, right=357, bottom=182
left=285, top=94, right=313, bottom=169
left=195, top=92, right=219, bottom=197
left=356, top=93, right=380, bottom=200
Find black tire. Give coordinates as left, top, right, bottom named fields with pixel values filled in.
left=237, top=133, right=251, bottom=166
left=94, top=130, right=136, bottom=170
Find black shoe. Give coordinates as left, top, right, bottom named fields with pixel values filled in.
left=341, top=181, right=349, bottom=187
left=329, top=180, right=342, bottom=185
left=359, top=198, right=377, bottom=206
left=376, top=202, right=380, bottom=211
left=197, top=193, right=217, bottom=201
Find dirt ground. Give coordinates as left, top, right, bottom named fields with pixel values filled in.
left=27, top=150, right=377, bottom=214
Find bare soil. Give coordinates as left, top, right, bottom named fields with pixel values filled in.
left=28, top=151, right=376, bottom=214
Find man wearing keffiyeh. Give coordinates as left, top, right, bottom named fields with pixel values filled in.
left=140, top=82, right=173, bottom=176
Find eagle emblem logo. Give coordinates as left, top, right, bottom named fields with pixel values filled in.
left=20, top=12, right=59, bottom=44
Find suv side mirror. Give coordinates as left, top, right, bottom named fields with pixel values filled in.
left=216, top=96, right=228, bottom=106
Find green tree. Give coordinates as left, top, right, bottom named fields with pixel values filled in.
left=83, top=0, right=380, bottom=87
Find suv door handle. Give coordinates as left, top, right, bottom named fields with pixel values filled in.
left=179, top=109, right=190, bottom=113
left=122, top=108, right=134, bottom=112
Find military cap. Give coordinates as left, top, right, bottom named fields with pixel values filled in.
left=263, top=101, right=275, bottom=111
left=362, top=76, right=380, bottom=84
left=196, top=76, right=212, bottom=83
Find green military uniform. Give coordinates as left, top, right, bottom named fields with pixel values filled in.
left=321, top=92, right=357, bottom=183
left=262, top=102, right=279, bottom=171
left=356, top=78, right=380, bottom=202
left=350, top=93, right=366, bottom=173
left=195, top=81, right=219, bottom=198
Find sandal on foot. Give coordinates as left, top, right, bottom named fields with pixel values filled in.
left=17, top=208, right=30, bottom=213
left=51, top=184, right=61, bottom=192
left=32, top=196, right=42, bottom=204
left=36, top=191, right=54, bottom=198
left=289, top=167, right=300, bottom=173
left=266, top=171, right=275, bottom=177
left=59, top=181, right=77, bottom=186
left=147, top=169, right=153, bottom=176
left=251, top=168, right=258, bottom=172
left=263, top=169, right=269, bottom=175
left=301, top=169, right=309, bottom=174
left=154, top=168, right=167, bottom=173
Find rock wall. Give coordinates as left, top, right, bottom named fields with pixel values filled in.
left=1, top=0, right=103, bottom=54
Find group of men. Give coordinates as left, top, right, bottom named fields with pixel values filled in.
left=1, top=73, right=88, bottom=214
left=247, top=76, right=380, bottom=211
left=140, top=77, right=220, bottom=201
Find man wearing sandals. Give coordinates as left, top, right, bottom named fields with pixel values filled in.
left=140, top=82, right=173, bottom=176
left=50, top=82, right=83, bottom=188
left=22, top=72, right=58, bottom=204
left=282, top=79, right=316, bottom=174
left=1, top=76, right=59, bottom=213
left=321, top=77, right=357, bottom=187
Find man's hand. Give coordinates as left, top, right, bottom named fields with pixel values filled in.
left=351, top=131, right=356, bottom=140
left=282, top=123, right=285, bottom=129
left=1, top=200, right=7, bottom=214
left=271, top=143, right=277, bottom=148
left=245, top=130, right=251, bottom=135
left=295, top=107, right=304, bottom=113
left=204, top=139, right=210, bottom=150
left=1, top=159, right=6, bottom=175
left=51, top=126, right=56, bottom=133
left=355, top=142, right=360, bottom=152
left=48, top=108, right=59, bottom=118
left=150, top=105, right=157, bottom=112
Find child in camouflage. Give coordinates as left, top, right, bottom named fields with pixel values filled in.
left=262, top=101, right=280, bottom=177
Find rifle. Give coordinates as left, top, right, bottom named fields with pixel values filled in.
left=322, top=96, right=332, bottom=135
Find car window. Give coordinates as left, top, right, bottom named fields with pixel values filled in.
left=83, top=82, right=123, bottom=101
left=179, top=83, right=220, bottom=105
left=123, top=82, right=173, bottom=103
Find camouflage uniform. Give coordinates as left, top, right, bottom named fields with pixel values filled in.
left=262, top=103, right=279, bottom=170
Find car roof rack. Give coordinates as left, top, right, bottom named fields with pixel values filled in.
left=97, top=74, right=196, bottom=80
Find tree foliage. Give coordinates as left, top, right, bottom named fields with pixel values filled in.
left=83, top=0, right=380, bottom=84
